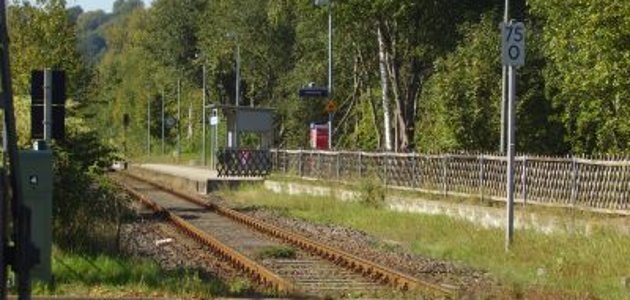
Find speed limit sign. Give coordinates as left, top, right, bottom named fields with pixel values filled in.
left=502, top=22, right=525, bottom=66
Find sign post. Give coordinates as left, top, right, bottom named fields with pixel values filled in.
left=501, top=21, right=524, bottom=250
left=325, top=100, right=337, bottom=150
left=210, top=109, right=219, bottom=170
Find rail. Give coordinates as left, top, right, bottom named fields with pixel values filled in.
left=119, top=172, right=456, bottom=296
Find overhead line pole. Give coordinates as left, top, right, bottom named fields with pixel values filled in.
left=161, top=88, right=165, bottom=155
left=177, top=78, right=181, bottom=161
left=202, top=64, right=207, bottom=166
left=327, top=0, right=333, bottom=150
left=147, top=93, right=151, bottom=155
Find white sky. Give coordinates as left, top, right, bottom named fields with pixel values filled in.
left=67, top=0, right=153, bottom=13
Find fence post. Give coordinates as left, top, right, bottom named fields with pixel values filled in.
left=442, top=154, right=448, bottom=196
left=622, top=164, right=629, bottom=210
left=317, top=151, right=322, bottom=178
left=283, top=150, right=287, bottom=174
left=479, top=154, right=484, bottom=201
left=336, top=152, right=340, bottom=179
left=272, top=150, right=277, bottom=171
left=382, top=153, right=389, bottom=186
left=521, top=155, right=528, bottom=206
left=411, top=154, right=417, bottom=188
left=298, top=150, right=303, bottom=177
left=358, top=152, right=362, bottom=178
left=570, top=157, right=578, bottom=206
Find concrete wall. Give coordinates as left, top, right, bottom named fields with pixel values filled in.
left=264, top=180, right=630, bottom=236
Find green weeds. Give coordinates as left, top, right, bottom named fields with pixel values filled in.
left=255, top=245, right=297, bottom=260
left=224, top=186, right=630, bottom=299
left=31, top=248, right=236, bottom=298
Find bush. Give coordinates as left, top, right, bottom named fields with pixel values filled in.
left=51, top=129, right=129, bottom=252
left=357, top=171, right=385, bottom=209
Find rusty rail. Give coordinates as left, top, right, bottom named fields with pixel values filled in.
left=116, top=179, right=297, bottom=294
left=122, top=172, right=456, bottom=296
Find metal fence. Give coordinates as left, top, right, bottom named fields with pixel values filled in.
left=216, top=149, right=272, bottom=177
left=271, top=150, right=630, bottom=215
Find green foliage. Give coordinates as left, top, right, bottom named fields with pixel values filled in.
left=255, top=245, right=297, bottom=260
left=74, top=0, right=629, bottom=156
left=51, top=129, right=123, bottom=251
left=529, top=0, right=630, bottom=154
left=38, top=249, right=232, bottom=297
left=228, top=187, right=630, bottom=299
left=357, top=170, right=385, bottom=209
left=8, top=0, right=85, bottom=97
left=416, top=14, right=502, bottom=152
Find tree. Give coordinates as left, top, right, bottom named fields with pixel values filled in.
left=8, top=0, right=84, bottom=97
left=529, top=0, right=630, bottom=154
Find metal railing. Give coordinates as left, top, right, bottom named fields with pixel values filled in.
left=271, top=150, right=630, bottom=215
left=216, top=149, right=272, bottom=177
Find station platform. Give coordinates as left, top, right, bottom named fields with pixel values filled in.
left=127, top=163, right=264, bottom=195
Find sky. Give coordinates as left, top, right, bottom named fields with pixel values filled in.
left=67, top=0, right=153, bottom=12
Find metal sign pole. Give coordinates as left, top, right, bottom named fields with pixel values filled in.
left=500, top=0, right=509, bottom=154
left=506, top=65, right=516, bottom=250
left=43, top=69, right=53, bottom=142
left=210, top=124, right=214, bottom=170
left=501, top=20, right=524, bottom=250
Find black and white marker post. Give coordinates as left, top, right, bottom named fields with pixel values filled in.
left=501, top=20, right=525, bottom=250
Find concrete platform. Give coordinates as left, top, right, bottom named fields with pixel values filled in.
left=127, top=164, right=264, bottom=195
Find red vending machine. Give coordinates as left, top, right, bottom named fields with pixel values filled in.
left=310, top=123, right=329, bottom=150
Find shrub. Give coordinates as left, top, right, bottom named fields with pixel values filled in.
left=357, top=171, right=385, bottom=209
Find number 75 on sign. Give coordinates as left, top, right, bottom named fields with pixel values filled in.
left=501, top=22, right=525, bottom=66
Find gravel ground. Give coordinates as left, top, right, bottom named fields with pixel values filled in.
left=118, top=205, right=261, bottom=296
left=209, top=195, right=502, bottom=297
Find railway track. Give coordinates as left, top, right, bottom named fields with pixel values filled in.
left=113, top=172, right=457, bottom=298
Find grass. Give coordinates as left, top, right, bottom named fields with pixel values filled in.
left=255, top=245, right=297, bottom=260
left=26, top=247, right=253, bottom=298
left=267, top=174, right=629, bottom=225
left=222, top=186, right=630, bottom=299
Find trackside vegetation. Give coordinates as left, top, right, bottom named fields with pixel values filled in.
left=223, top=185, right=630, bottom=299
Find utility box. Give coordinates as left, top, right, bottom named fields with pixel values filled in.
left=18, top=149, right=53, bottom=283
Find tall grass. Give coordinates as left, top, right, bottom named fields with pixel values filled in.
left=31, top=248, right=238, bottom=298
left=226, top=186, right=630, bottom=299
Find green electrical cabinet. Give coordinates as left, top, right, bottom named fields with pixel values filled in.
left=18, top=149, right=53, bottom=283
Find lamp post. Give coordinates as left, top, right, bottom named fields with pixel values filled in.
left=236, top=43, right=241, bottom=107
left=202, top=63, right=207, bottom=166
left=177, top=77, right=181, bottom=161
left=161, top=88, right=165, bottom=155
left=147, top=90, right=151, bottom=156
left=314, top=0, right=333, bottom=150
left=226, top=33, right=241, bottom=107
left=227, top=33, right=241, bottom=149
